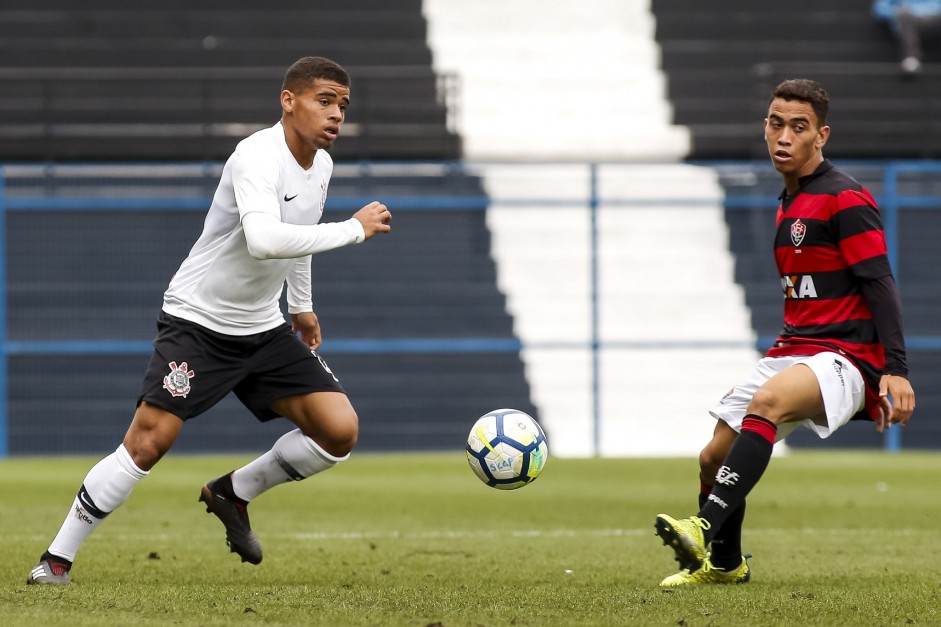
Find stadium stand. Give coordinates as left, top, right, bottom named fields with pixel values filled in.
left=3, top=1, right=939, bottom=458
left=424, top=0, right=689, bottom=161
left=0, top=0, right=459, bottom=160
left=716, top=163, right=941, bottom=450
left=4, top=163, right=537, bottom=454
left=423, top=0, right=761, bottom=456
left=652, top=0, right=941, bottom=159
left=429, top=0, right=941, bottom=453
left=649, top=1, right=941, bottom=449
left=0, top=1, right=537, bottom=454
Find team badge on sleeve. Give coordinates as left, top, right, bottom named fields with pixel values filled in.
left=163, top=361, right=196, bottom=398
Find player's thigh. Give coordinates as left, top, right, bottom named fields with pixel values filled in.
left=748, top=361, right=825, bottom=425
left=271, top=391, right=358, bottom=455
left=235, top=326, right=347, bottom=420
left=787, top=353, right=866, bottom=438
left=139, top=313, right=248, bottom=419
left=709, top=355, right=792, bottom=439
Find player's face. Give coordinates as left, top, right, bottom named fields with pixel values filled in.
left=764, top=97, right=829, bottom=187
left=281, top=78, right=350, bottom=153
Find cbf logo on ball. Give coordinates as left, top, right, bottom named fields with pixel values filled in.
left=163, top=361, right=196, bottom=398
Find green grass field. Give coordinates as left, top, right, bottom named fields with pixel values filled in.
left=2, top=451, right=939, bottom=626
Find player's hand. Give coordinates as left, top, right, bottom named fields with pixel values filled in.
left=353, top=201, right=392, bottom=240
left=291, top=311, right=322, bottom=350
left=875, top=374, right=915, bottom=433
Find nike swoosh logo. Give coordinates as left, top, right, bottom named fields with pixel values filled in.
left=284, top=194, right=298, bottom=202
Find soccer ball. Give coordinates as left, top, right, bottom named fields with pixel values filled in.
left=465, top=408, right=548, bottom=490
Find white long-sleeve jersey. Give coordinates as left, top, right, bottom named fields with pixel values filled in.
left=162, top=122, right=365, bottom=335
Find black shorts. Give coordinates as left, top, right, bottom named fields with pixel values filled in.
left=138, top=312, right=345, bottom=422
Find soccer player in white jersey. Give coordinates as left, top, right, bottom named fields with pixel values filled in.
left=26, top=56, right=392, bottom=585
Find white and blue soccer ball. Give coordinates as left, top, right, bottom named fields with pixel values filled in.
left=466, top=408, right=548, bottom=490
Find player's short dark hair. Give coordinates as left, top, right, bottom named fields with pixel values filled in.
left=282, top=56, right=350, bottom=93
left=771, top=79, right=829, bottom=127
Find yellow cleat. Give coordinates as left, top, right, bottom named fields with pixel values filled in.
left=659, top=555, right=751, bottom=587
left=654, top=513, right=710, bottom=572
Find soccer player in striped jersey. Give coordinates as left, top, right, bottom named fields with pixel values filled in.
left=654, top=79, right=916, bottom=586
left=26, top=57, right=392, bottom=585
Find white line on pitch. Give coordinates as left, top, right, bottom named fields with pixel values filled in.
left=9, top=527, right=932, bottom=544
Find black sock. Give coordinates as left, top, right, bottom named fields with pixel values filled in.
left=710, top=503, right=746, bottom=569
left=700, top=415, right=776, bottom=546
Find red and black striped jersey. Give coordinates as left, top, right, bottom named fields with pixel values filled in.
left=765, top=160, right=895, bottom=421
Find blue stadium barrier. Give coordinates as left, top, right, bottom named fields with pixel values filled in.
left=1, top=161, right=938, bottom=457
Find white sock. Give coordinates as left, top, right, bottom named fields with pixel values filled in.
left=231, top=429, right=347, bottom=502
left=48, top=444, right=148, bottom=562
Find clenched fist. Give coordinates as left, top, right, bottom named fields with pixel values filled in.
left=353, top=201, right=392, bottom=239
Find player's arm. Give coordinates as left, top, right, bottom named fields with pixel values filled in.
left=285, top=255, right=321, bottom=348
left=835, top=193, right=915, bottom=428
left=351, top=201, right=392, bottom=238
left=859, top=275, right=915, bottom=429
left=242, top=212, right=365, bottom=259
left=291, top=311, right=322, bottom=350
left=241, top=201, right=390, bottom=259
left=231, top=151, right=385, bottom=260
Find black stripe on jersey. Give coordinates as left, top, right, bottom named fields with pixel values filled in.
left=851, top=254, right=893, bottom=280
left=780, top=319, right=880, bottom=347
left=775, top=217, right=833, bottom=248
left=830, top=202, right=883, bottom=239
left=801, top=164, right=864, bottom=196
left=782, top=268, right=859, bottom=299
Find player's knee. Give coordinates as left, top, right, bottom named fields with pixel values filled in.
left=699, top=446, right=723, bottom=478
left=122, top=438, right=169, bottom=471
left=124, top=402, right=181, bottom=470
left=280, top=393, right=358, bottom=457
left=747, top=386, right=784, bottom=421
left=307, top=408, right=358, bottom=458
left=325, top=422, right=358, bottom=458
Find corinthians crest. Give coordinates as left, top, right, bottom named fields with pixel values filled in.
left=790, top=218, right=807, bottom=247
left=163, top=361, right=195, bottom=398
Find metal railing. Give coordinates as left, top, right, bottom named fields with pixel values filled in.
left=0, top=160, right=938, bottom=456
